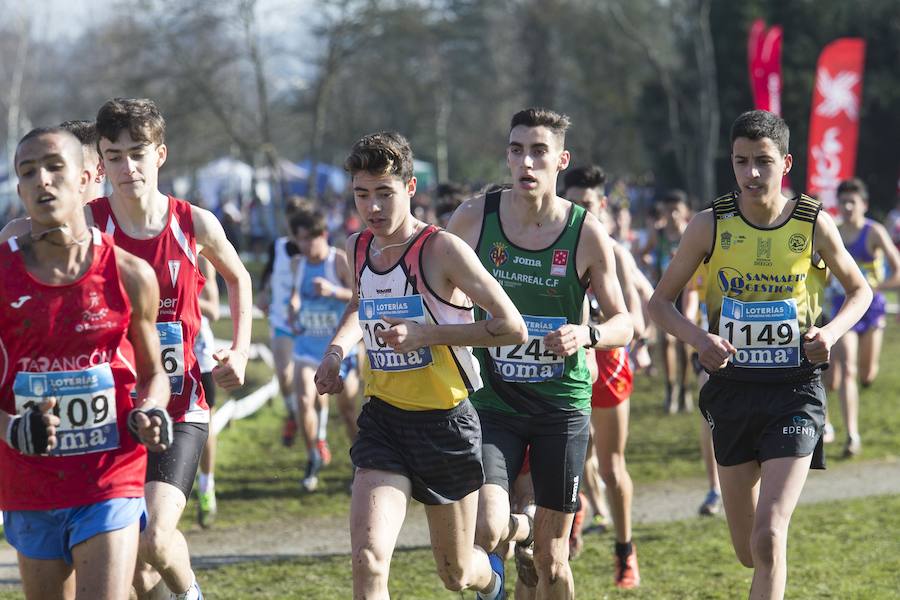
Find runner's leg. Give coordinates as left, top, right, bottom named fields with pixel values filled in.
left=17, top=555, right=74, bottom=600
left=426, top=490, right=495, bottom=592
left=135, top=482, right=194, bottom=598
left=350, top=468, right=411, bottom=600
left=835, top=331, right=861, bottom=448
left=532, top=506, right=575, bottom=599
left=592, top=400, right=633, bottom=545
left=858, top=326, right=883, bottom=387
left=748, top=455, right=813, bottom=600
left=69, top=521, right=140, bottom=600
left=717, top=461, right=761, bottom=567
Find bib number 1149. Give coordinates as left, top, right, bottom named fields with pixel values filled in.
left=719, top=297, right=801, bottom=368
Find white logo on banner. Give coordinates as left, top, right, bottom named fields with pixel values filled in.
left=814, top=68, right=861, bottom=120
left=810, top=127, right=844, bottom=206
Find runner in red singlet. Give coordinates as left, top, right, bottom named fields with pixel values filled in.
left=1, top=127, right=170, bottom=600
left=90, top=98, right=253, bottom=600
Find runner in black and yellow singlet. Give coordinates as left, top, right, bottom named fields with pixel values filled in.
left=649, top=110, right=872, bottom=600
left=449, top=109, right=632, bottom=599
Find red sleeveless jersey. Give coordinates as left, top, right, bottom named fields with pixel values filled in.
left=0, top=229, right=146, bottom=510
left=90, top=196, right=208, bottom=422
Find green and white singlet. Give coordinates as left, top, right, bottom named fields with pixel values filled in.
left=471, top=190, right=591, bottom=415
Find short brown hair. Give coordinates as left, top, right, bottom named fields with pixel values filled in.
left=96, top=98, right=166, bottom=150
left=510, top=107, right=571, bottom=141
left=837, top=177, right=868, bottom=203
left=344, top=132, right=414, bottom=183
left=290, top=207, right=328, bottom=237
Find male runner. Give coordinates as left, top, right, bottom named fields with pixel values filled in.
left=0, top=119, right=106, bottom=243
left=2, top=127, right=171, bottom=599
left=258, top=196, right=307, bottom=447
left=315, top=131, right=527, bottom=599
left=649, top=110, right=871, bottom=600
left=91, top=97, right=253, bottom=600
left=829, top=178, right=900, bottom=456
left=563, top=164, right=644, bottom=588
left=448, top=108, right=632, bottom=599
left=288, top=207, right=359, bottom=492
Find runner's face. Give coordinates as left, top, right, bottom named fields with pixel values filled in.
left=352, top=172, right=416, bottom=237
left=731, top=136, right=791, bottom=201
left=99, top=130, right=167, bottom=200
left=15, top=133, right=88, bottom=227
left=565, top=186, right=605, bottom=217
left=838, top=192, right=866, bottom=221
left=507, top=126, right=570, bottom=198
left=292, top=227, right=327, bottom=257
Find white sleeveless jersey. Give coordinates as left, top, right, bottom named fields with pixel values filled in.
left=268, top=237, right=294, bottom=331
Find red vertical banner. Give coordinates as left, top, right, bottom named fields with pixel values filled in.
left=806, top=38, right=866, bottom=210
left=747, top=19, right=783, bottom=115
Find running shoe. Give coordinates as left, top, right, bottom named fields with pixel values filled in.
left=843, top=435, right=862, bottom=458
left=584, top=512, right=610, bottom=534
left=822, top=422, right=836, bottom=444
left=281, top=417, right=298, bottom=447
left=476, top=552, right=506, bottom=599
left=302, top=449, right=323, bottom=492
left=197, top=489, right=217, bottom=528
left=698, top=489, right=721, bottom=516
left=317, top=439, right=333, bottom=466
left=614, top=545, right=641, bottom=589
left=569, top=492, right=587, bottom=558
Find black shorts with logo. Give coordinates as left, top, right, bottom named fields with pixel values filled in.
left=699, top=375, right=826, bottom=469
left=478, top=408, right=591, bottom=513
left=351, top=397, right=484, bottom=505
left=146, top=422, right=209, bottom=498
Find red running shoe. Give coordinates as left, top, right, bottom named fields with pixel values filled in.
left=317, top=439, right=333, bottom=466
left=615, top=545, right=641, bottom=589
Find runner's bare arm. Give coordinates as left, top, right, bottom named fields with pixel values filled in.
left=649, top=210, right=735, bottom=371
left=197, top=256, right=220, bottom=321
left=445, top=194, right=485, bottom=248
left=807, top=211, right=873, bottom=361
left=0, top=217, right=31, bottom=244
left=547, top=214, right=631, bottom=354
left=315, top=234, right=365, bottom=394
left=377, top=231, right=527, bottom=352
left=192, top=205, right=252, bottom=389
left=870, top=221, right=900, bottom=291
left=314, top=248, right=353, bottom=301
left=116, top=248, right=170, bottom=412
left=614, top=244, right=645, bottom=337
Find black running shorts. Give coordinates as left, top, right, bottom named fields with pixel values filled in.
left=146, top=422, right=209, bottom=498
left=478, top=408, right=591, bottom=513
left=699, top=376, right=826, bottom=469
left=350, top=397, right=484, bottom=505
left=200, top=372, right=217, bottom=408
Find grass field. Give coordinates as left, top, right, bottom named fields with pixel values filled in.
left=196, top=493, right=900, bottom=599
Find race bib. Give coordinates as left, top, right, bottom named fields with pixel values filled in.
left=492, top=315, right=566, bottom=383
left=297, top=309, right=340, bottom=338
left=720, top=297, right=800, bottom=368
left=359, top=295, right=433, bottom=372
left=13, top=363, right=119, bottom=456
left=157, top=322, right=185, bottom=393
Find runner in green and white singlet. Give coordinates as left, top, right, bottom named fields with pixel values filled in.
left=449, top=108, right=633, bottom=599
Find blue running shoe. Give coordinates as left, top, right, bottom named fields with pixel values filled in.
left=476, top=553, right=506, bottom=599
left=302, top=448, right=323, bottom=492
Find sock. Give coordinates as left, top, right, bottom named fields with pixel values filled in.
left=174, top=574, right=198, bottom=600
left=477, top=570, right=501, bottom=599
left=317, top=403, right=329, bottom=441
left=199, top=473, right=214, bottom=494
left=615, top=540, right=633, bottom=559
left=283, top=392, right=297, bottom=419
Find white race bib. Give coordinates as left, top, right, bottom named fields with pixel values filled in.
left=359, top=295, right=433, bottom=372
left=13, top=363, right=119, bottom=456
left=720, top=297, right=800, bottom=368
left=492, top=315, right=565, bottom=383
left=157, top=321, right=185, bottom=393
left=297, top=309, right=340, bottom=338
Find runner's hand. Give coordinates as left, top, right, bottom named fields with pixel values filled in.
left=803, top=326, right=833, bottom=364
left=212, top=348, right=249, bottom=390
left=544, top=324, right=589, bottom=357
left=312, top=277, right=334, bottom=298
left=6, top=398, right=59, bottom=455
left=696, top=333, right=736, bottom=372
left=377, top=317, right=428, bottom=353
left=127, top=405, right=173, bottom=452
left=315, top=351, right=344, bottom=394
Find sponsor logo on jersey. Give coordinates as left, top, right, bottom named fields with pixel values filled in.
left=159, top=297, right=178, bottom=316
left=788, top=233, right=808, bottom=253
left=490, top=242, right=508, bottom=267
left=168, top=260, right=181, bottom=287
left=551, top=249, right=569, bottom=276
left=77, top=291, right=113, bottom=332
left=716, top=267, right=806, bottom=297
left=10, top=295, right=31, bottom=309
left=17, top=350, right=114, bottom=372
left=512, top=255, right=541, bottom=267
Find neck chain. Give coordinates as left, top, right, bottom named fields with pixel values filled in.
left=371, top=225, right=420, bottom=257
left=31, top=226, right=91, bottom=248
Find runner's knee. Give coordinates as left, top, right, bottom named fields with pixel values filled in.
left=533, top=543, right=568, bottom=583
left=750, top=525, right=785, bottom=567
left=352, top=546, right=390, bottom=582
